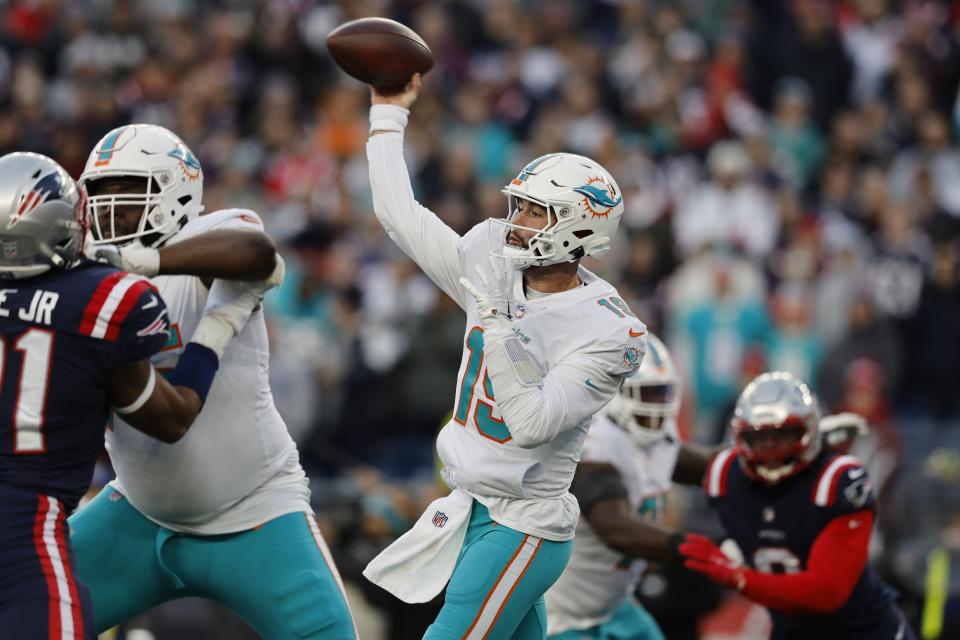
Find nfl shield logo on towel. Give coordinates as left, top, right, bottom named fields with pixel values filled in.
left=432, top=511, right=448, bottom=528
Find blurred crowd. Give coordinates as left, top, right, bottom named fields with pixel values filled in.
left=4, top=0, right=960, bottom=637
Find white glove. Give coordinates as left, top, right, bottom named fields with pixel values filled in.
left=85, top=240, right=160, bottom=277
left=189, top=255, right=286, bottom=358
left=458, top=255, right=515, bottom=330
left=820, top=412, right=868, bottom=436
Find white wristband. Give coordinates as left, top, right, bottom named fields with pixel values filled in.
left=120, top=245, right=160, bottom=277
left=114, top=366, right=156, bottom=415
left=189, top=313, right=238, bottom=360
left=369, top=104, right=410, bottom=134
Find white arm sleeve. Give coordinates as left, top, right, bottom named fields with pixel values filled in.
left=367, top=112, right=466, bottom=308
left=482, top=325, right=626, bottom=449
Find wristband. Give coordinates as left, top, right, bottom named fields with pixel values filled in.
left=370, top=104, right=410, bottom=134
left=114, top=366, right=156, bottom=415
left=189, top=313, right=240, bottom=360
left=167, top=343, right=220, bottom=404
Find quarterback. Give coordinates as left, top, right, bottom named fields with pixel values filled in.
left=67, top=125, right=355, bottom=639
left=362, top=74, right=646, bottom=639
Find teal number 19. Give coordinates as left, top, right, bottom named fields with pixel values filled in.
left=597, top=297, right=635, bottom=318
left=453, top=327, right=512, bottom=443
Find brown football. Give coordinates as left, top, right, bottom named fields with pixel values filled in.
left=326, top=18, right=433, bottom=94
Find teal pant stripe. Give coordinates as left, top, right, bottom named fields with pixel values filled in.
left=425, top=501, right=572, bottom=640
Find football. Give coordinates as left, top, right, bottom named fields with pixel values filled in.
left=326, top=17, right=433, bottom=94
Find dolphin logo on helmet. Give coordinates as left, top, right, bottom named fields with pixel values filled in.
left=573, top=179, right=622, bottom=218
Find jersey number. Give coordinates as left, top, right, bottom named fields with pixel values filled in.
left=753, top=546, right=802, bottom=575
left=453, top=327, right=512, bottom=443
left=4, top=328, right=55, bottom=452
left=597, top=297, right=635, bottom=318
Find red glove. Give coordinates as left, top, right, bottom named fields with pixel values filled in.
left=679, top=533, right=748, bottom=590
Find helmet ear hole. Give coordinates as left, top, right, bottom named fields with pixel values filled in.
left=573, top=230, right=593, bottom=239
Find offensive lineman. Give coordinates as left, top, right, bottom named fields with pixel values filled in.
left=361, top=74, right=646, bottom=639
left=545, top=333, right=714, bottom=639
left=67, top=125, right=356, bottom=639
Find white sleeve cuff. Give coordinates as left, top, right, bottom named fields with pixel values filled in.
left=370, top=104, right=410, bottom=134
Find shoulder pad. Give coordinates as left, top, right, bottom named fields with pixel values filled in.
left=705, top=447, right=738, bottom=498
left=583, top=293, right=647, bottom=376
left=182, top=208, right=264, bottom=237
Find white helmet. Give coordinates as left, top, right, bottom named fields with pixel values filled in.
left=605, top=333, right=682, bottom=446
left=79, top=124, right=204, bottom=248
left=495, top=152, right=624, bottom=269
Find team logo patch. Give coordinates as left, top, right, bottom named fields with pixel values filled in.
left=622, top=345, right=642, bottom=368
left=843, top=476, right=873, bottom=508
left=573, top=176, right=621, bottom=219
left=3, top=241, right=16, bottom=258
left=762, top=506, right=775, bottom=523
left=432, top=511, right=449, bottom=528
left=167, top=146, right=201, bottom=181
left=137, top=310, right=170, bottom=338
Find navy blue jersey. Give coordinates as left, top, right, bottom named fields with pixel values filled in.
left=0, top=261, right=169, bottom=512
left=705, top=448, right=898, bottom=637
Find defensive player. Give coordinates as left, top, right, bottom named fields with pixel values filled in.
left=362, top=74, right=645, bottom=639
left=683, top=372, right=914, bottom=639
left=545, top=333, right=716, bottom=639
left=0, top=152, right=260, bottom=638
left=67, top=125, right=356, bottom=639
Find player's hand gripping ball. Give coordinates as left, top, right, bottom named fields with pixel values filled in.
left=326, top=17, right=433, bottom=95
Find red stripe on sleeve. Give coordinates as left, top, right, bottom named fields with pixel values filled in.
left=79, top=271, right=125, bottom=336
left=740, top=510, right=873, bottom=614
left=103, top=280, right=156, bottom=341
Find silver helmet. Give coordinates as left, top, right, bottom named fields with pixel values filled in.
left=731, top=371, right=821, bottom=484
left=0, top=152, right=87, bottom=279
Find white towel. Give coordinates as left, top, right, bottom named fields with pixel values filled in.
left=363, top=489, right=473, bottom=603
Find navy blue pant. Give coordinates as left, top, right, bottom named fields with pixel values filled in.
left=0, top=485, right=95, bottom=639
left=775, top=602, right=916, bottom=640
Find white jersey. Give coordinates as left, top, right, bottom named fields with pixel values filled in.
left=106, top=209, right=310, bottom=535
left=545, top=415, right=679, bottom=634
left=368, top=132, right=645, bottom=541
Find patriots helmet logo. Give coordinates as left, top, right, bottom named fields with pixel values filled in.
left=8, top=171, right=67, bottom=229
left=573, top=176, right=622, bottom=219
